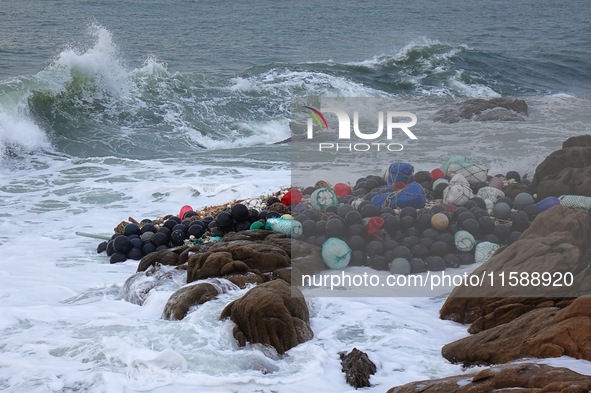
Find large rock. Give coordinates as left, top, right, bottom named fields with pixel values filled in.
left=563, top=134, right=591, bottom=148
left=433, top=98, right=528, bottom=124
left=442, top=296, right=591, bottom=365
left=186, top=240, right=291, bottom=283
left=440, top=205, right=591, bottom=328
left=387, top=363, right=591, bottom=393
left=340, top=348, right=376, bottom=389
left=530, top=141, right=591, bottom=199
left=136, top=247, right=187, bottom=272
left=220, top=280, right=313, bottom=354
left=162, top=282, right=221, bottom=320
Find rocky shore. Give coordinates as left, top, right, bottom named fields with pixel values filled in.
left=95, top=134, right=591, bottom=390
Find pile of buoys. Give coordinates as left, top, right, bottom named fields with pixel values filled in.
left=96, top=157, right=546, bottom=272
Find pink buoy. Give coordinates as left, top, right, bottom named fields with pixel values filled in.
left=179, top=205, right=194, bottom=219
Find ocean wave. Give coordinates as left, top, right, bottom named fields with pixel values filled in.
left=0, top=27, right=567, bottom=160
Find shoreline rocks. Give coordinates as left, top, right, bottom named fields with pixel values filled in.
left=220, top=280, right=313, bottom=355
left=387, top=363, right=591, bottom=393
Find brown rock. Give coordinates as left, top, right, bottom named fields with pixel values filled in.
left=433, top=98, right=528, bottom=124
left=225, top=273, right=266, bottom=288
left=162, top=282, right=220, bottom=320
left=220, top=280, right=313, bottom=354
left=387, top=363, right=591, bottom=393
left=442, top=296, right=591, bottom=366
left=440, top=206, right=590, bottom=327
left=563, top=134, right=591, bottom=148
left=340, top=348, right=376, bottom=389
left=530, top=144, right=591, bottom=198
left=187, top=241, right=290, bottom=283
left=136, top=247, right=187, bottom=272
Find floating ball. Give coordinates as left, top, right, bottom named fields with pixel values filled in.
left=454, top=230, right=476, bottom=252
left=366, top=216, right=385, bottom=236
left=347, top=235, right=367, bottom=251
left=303, top=186, right=316, bottom=195
left=325, top=219, right=345, bottom=237
left=127, top=248, right=144, bottom=261
left=411, top=244, right=430, bottom=259
left=281, top=189, right=303, bottom=206
left=366, top=240, right=385, bottom=257
left=97, top=241, right=107, bottom=254
left=250, top=221, right=266, bottom=230
left=106, top=240, right=115, bottom=256
left=431, top=168, right=445, bottom=181
left=349, top=250, right=367, bottom=266
left=141, top=224, right=157, bottom=234
left=333, top=183, right=353, bottom=197
left=494, top=224, right=511, bottom=243
left=492, top=202, right=512, bottom=220
left=511, top=211, right=530, bottom=232
left=507, top=231, right=522, bottom=244
left=130, top=238, right=142, bottom=249
left=436, top=232, right=454, bottom=246
left=383, top=214, right=400, bottom=233
left=142, top=243, right=156, bottom=255
left=231, top=203, right=250, bottom=222
left=348, top=223, right=366, bottom=237
left=461, top=219, right=480, bottom=237
left=433, top=182, right=448, bottom=199
left=345, top=210, right=363, bottom=225
left=110, top=253, right=127, bottom=264
left=400, top=215, right=415, bottom=229
left=389, top=258, right=411, bottom=275
left=178, top=205, right=194, bottom=219
left=188, top=225, right=205, bottom=238
left=416, top=213, right=433, bottom=231
left=431, top=213, right=449, bottom=230
left=310, top=188, right=339, bottom=212
left=409, top=258, right=428, bottom=273
left=458, top=251, right=475, bottom=265
left=506, top=171, right=521, bottom=183
left=113, top=236, right=132, bottom=254
left=496, top=197, right=513, bottom=208
left=151, top=232, right=169, bottom=247
left=400, top=207, right=417, bottom=218
left=123, top=224, right=141, bottom=237
left=478, top=216, right=496, bottom=234
left=368, top=256, right=388, bottom=271
left=170, top=230, right=186, bottom=246
left=469, top=197, right=487, bottom=210
left=444, top=254, right=461, bottom=268
left=488, top=176, right=504, bottom=189
left=162, top=220, right=178, bottom=231
left=514, top=192, right=534, bottom=210
left=392, top=246, right=412, bottom=259
left=430, top=241, right=450, bottom=257
left=425, top=256, right=446, bottom=271
left=321, top=238, right=351, bottom=269
left=401, top=236, right=419, bottom=248
left=535, top=196, right=560, bottom=212
left=216, top=212, right=233, bottom=228
left=360, top=203, right=379, bottom=218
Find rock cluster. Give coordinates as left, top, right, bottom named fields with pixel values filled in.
left=433, top=98, right=528, bottom=123
left=530, top=134, right=591, bottom=199
left=388, top=363, right=591, bottom=393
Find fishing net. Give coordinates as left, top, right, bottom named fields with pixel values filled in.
left=321, top=237, right=352, bottom=269
left=475, top=241, right=501, bottom=264
left=477, top=186, right=505, bottom=203
left=310, top=187, right=339, bottom=211
left=454, top=230, right=476, bottom=252
left=385, top=162, right=414, bottom=186
left=558, top=195, right=591, bottom=210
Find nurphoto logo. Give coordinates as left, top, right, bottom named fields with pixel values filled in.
left=304, top=105, right=418, bottom=152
